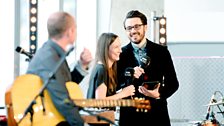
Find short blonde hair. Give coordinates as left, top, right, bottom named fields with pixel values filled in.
left=47, top=12, right=74, bottom=39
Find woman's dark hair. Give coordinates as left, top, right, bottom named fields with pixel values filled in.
left=95, top=32, right=119, bottom=94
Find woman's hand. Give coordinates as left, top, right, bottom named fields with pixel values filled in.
left=80, top=48, right=92, bottom=70
left=121, top=85, right=135, bottom=98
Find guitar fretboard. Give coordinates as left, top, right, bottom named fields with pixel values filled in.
left=73, top=99, right=150, bottom=109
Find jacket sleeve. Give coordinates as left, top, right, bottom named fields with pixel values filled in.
left=71, top=61, right=90, bottom=84
left=159, top=47, right=179, bottom=99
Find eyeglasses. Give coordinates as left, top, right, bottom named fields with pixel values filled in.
left=125, top=24, right=144, bottom=31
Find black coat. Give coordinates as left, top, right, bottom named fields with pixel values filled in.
left=117, top=39, right=179, bottom=126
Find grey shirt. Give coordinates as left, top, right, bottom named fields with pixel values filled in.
left=27, top=40, right=84, bottom=126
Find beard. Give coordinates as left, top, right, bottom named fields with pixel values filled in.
left=129, top=32, right=144, bottom=44
left=131, top=40, right=141, bottom=44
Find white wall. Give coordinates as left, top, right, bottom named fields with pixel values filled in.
left=75, top=0, right=97, bottom=60
left=0, top=1, right=15, bottom=115
left=165, top=0, right=224, bottom=42
left=96, top=0, right=112, bottom=37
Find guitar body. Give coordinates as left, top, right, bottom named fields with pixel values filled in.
left=5, top=74, right=150, bottom=126
left=5, top=74, right=82, bottom=126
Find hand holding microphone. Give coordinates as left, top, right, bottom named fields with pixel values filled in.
left=133, top=66, right=145, bottom=79
left=139, top=55, right=151, bottom=69
left=124, top=55, right=150, bottom=81
left=134, top=55, right=150, bottom=78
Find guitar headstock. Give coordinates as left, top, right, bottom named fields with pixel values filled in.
left=133, top=97, right=151, bottom=112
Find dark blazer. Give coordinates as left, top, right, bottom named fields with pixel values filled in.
left=117, top=39, right=179, bottom=126
left=71, top=68, right=84, bottom=83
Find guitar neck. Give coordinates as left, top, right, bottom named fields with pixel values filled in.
left=73, top=99, right=150, bottom=109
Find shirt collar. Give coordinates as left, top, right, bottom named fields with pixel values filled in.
left=48, top=39, right=66, bottom=57
left=131, top=38, right=147, bottom=52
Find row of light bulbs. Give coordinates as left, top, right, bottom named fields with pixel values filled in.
left=29, top=0, right=38, bottom=54
left=159, top=17, right=167, bottom=45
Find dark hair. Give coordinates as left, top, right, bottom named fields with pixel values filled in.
left=123, top=10, right=147, bottom=29
left=95, top=32, right=119, bottom=94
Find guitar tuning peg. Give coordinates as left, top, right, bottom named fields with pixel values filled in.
left=136, top=108, right=139, bottom=112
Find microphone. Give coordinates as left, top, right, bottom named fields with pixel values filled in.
left=15, top=46, right=33, bottom=59
left=139, top=55, right=151, bottom=69
left=124, top=67, right=134, bottom=85
left=124, top=55, right=150, bottom=85
left=206, top=93, right=216, bottom=120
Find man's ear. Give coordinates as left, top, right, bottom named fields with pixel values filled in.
left=144, top=24, right=148, bottom=31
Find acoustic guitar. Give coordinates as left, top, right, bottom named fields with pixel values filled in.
left=5, top=74, right=150, bottom=126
